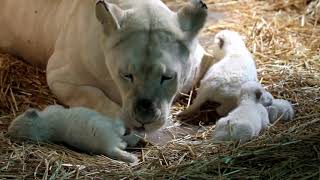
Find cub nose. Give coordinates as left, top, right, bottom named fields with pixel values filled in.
left=136, top=98, right=154, bottom=114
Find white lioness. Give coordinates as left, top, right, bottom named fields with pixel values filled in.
left=0, top=0, right=210, bottom=132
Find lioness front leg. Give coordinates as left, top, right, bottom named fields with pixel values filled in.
left=49, top=81, right=121, bottom=119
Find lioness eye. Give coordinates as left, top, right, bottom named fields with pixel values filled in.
left=160, top=75, right=173, bottom=84
left=123, top=74, right=134, bottom=83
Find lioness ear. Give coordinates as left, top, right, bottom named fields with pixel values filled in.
left=95, top=0, right=125, bottom=34
left=177, top=0, right=208, bottom=39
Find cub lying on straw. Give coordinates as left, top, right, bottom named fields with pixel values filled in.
left=212, top=82, right=270, bottom=143
left=7, top=105, right=138, bottom=163
left=266, top=99, right=294, bottom=123
left=179, top=30, right=258, bottom=116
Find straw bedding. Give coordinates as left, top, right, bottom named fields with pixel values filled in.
left=0, top=0, right=319, bottom=179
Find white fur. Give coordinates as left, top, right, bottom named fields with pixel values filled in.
left=260, top=91, right=274, bottom=107
left=0, top=0, right=208, bottom=132
left=179, top=30, right=258, bottom=116
left=266, top=99, right=294, bottom=123
left=212, top=82, right=270, bottom=143
left=8, top=105, right=138, bottom=163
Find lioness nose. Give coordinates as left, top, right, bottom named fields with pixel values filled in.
left=136, top=98, right=154, bottom=113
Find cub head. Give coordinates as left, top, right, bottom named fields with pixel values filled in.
left=95, top=0, right=207, bottom=132
left=259, top=91, right=274, bottom=107
left=239, top=81, right=273, bottom=106
left=212, top=30, right=246, bottom=60
left=7, top=108, right=41, bottom=139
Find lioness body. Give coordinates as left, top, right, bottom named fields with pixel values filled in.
left=0, top=0, right=209, bottom=131
left=0, top=0, right=122, bottom=115
left=0, top=0, right=73, bottom=66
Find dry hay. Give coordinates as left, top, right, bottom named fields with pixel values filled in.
left=0, top=0, right=320, bottom=179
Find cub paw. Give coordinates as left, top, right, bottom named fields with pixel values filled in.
left=109, top=147, right=139, bottom=164
left=122, top=131, right=145, bottom=147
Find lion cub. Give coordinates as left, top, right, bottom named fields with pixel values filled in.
left=179, top=30, right=258, bottom=116
left=266, top=99, right=294, bottom=123
left=212, top=82, right=270, bottom=143
left=8, top=105, right=138, bottom=163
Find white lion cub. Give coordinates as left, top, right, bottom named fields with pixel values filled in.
left=179, top=30, right=258, bottom=116
left=212, top=82, right=270, bottom=143
left=266, top=99, right=294, bottom=123
left=8, top=105, right=138, bottom=163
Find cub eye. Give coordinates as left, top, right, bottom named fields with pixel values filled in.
left=121, top=73, right=134, bottom=83
left=160, top=75, right=173, bottom=85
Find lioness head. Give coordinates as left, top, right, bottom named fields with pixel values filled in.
left=95, top=0, right=207, bottom=132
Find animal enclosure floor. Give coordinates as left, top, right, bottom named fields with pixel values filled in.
left=0, top=0, right=319, bottom=179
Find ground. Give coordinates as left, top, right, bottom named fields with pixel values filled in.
left=0, top=0, right=319, bottom=179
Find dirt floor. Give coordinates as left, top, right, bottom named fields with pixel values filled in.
left=0, top=0, right=320, bottom=179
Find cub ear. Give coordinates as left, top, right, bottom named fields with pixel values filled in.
left=177, top=0, right=208, bottom=39
left=24, top=109, right=39, bottom=118
left=255, top=89, right=263, bottom=101
left=217, top=37, right=224, bottom=49
left=95, top=0, right=126, bottom=34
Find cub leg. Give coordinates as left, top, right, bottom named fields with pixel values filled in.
left=108, top=147, right=139, bottom=164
